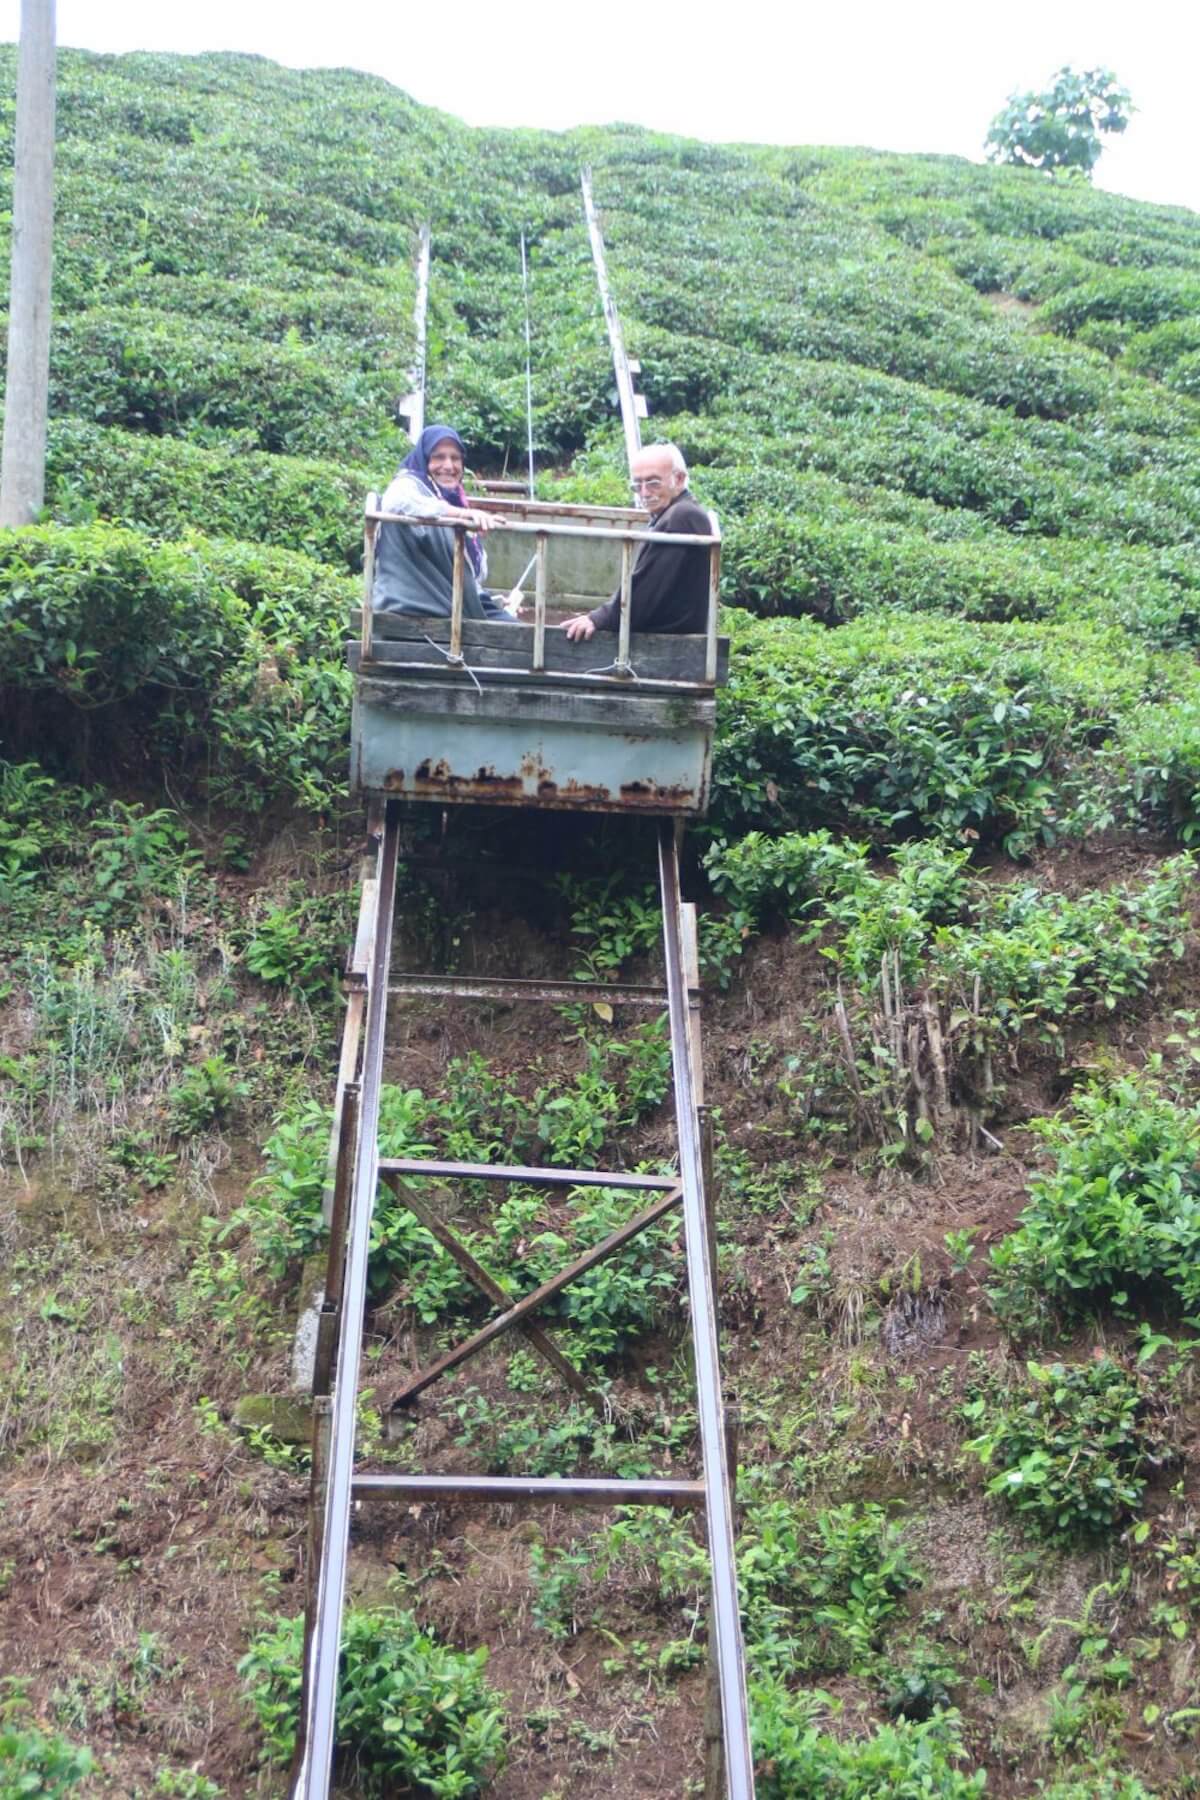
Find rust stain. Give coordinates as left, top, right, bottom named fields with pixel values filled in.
left=377, top=765, right=699, bottom=814
left=618, top=779, right=693, bottom=809
left=410, top=759, right=525, bottom=799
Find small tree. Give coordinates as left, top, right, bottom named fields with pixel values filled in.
left=985, top=66, right=1133, bottom=177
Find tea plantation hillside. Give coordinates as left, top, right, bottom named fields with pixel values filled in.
left=3, top=45, right=1200, bottom=1800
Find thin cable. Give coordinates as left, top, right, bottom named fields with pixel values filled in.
left=520, top=231, right=535, bottom=500
left=422, top=635, right=483, bottom=694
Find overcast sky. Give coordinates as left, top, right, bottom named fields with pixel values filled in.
left=3, top=0, right=1198, bottom=213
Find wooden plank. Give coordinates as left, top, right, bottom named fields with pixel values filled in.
left=352, top=651, right=725, bottom=699
left=351, top=645, right=728, bottom=693
left=350, top=616, right=730, bottom=684
left=366, top=508, right=719, bottom=549
left=475, top=496, right=644, bottom=524
left=356, top=676, right=715, bottom=732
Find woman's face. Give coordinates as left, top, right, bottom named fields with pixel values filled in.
left=427, top=438, right=465, bottom=485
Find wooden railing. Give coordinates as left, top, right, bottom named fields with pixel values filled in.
left=362, top=493, right=722, bottom=685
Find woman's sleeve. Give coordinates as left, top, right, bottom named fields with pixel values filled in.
left=381, top=471, right=443, bottom=521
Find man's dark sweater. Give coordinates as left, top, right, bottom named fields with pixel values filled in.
left=586, top=490, right=712, bottom=634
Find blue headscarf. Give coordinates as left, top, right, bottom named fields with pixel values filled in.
left=402, top=425, right=483, bottom=576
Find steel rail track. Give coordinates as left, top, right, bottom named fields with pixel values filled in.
left=289, top=180, right=754, bottom=1800
left=658, top=822, right=754, bottom=1797
left=290, top=818, right=755, bottom=1798
left=292, top=803, right=401, bottom=1798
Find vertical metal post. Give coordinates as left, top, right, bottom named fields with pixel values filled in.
left=361, top=497, right=379, bottom=664
left=616, top=536, right=633, bottom=676
left=293, top=807, right=402, bottom=1800
left=313, top=1083, right=360, bottom=1398
left=705, top=520, right=722, bottom=685
left=698, top=1099, right=738, bottom=1800
left=682, top=902, right=704, bottom=1107
left=0, top=0, right=56, bottom=526
left=449, top=530, right=465, bottom=663
left=532, top=531, right=548, bottom=672
left=289, top=1395, right=333, bottom=1793
left=520, top=231, right=536, bottom=499
left=581, top=169, right=643, bottom=474
left=703, top=1415, right=739, bottom=1800
left=657, top=824, right=755, bottom=1800
left=405, top=224, right=431, bottom=445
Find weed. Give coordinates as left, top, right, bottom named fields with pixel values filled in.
left=167, top=1056, right=250, bottom=1137
left=748, top=1685, right=985, bottom=1800
left=944, top=1228, right=979, bottom=1273
left=243, top=895, right=345, bottom=1002
left=152, top=1770, right=225, bottom=1798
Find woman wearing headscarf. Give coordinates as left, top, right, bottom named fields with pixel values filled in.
left=372, top=425, right=522, bottom=622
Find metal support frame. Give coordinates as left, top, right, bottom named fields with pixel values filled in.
left=290, top=811, right=755, bottom=1799
left=294, top=169, right=747, bottom=1797
left=395, top=222, right=430, bottom=442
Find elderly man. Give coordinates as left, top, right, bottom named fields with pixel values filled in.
left=562, top=443, right=711, bottom=641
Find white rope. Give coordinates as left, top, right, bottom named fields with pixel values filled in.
left=422, top=634, right=483, bottom=694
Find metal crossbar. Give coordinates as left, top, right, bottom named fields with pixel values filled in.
left=382, top=1179, right=684, bottom=1407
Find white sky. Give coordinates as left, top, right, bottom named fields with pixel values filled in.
left=3, top=0, right=1198, bottom=214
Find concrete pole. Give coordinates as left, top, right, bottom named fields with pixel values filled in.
left=0, top=0, right=56, bottom=527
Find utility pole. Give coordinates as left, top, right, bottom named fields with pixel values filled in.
left=0, top=0, right=56, bottom=526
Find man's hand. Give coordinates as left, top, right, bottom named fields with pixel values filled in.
left=562, top=614, right=596, bottom=642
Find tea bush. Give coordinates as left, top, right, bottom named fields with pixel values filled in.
left=737, top=1498, right=920, bottom=1677
left=238, top=1605, right=506, bottom=1797
left=241, top=1055, right=679, bottom=1359
left=707, top=832, right=971, bottom=987
left=707, top=832, right=1190, bottom=1035
left=989, top=1077, right=1200, bottom=1324
left=1105, top=688, right=1200, bottom=842
left=963, top=1357, right=1156, bottom=1539
left=0, top=521, right=245, bottom=712
left=0, top=1725, right=94, bottom=1798
left=0, top=522, right=354, bottom=808
left=935, top=856, right=1193, bottom=1046
left=709, top=608, right=1170, bottom=849
left=749, top=1692, right=985, bottom=1800
left=39, top=306, right=402, bottom=463
left=46, top=421, right=364, bottom=570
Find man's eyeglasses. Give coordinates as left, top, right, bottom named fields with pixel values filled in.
left=631, top=477, right=665, bottom=492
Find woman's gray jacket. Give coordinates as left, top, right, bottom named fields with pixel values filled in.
left=371, top=470, right=511, bottom=622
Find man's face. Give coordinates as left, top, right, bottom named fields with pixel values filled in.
left=428, top=438, right=465, bottom=486
left=630, top=451, right=683, bottom=516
